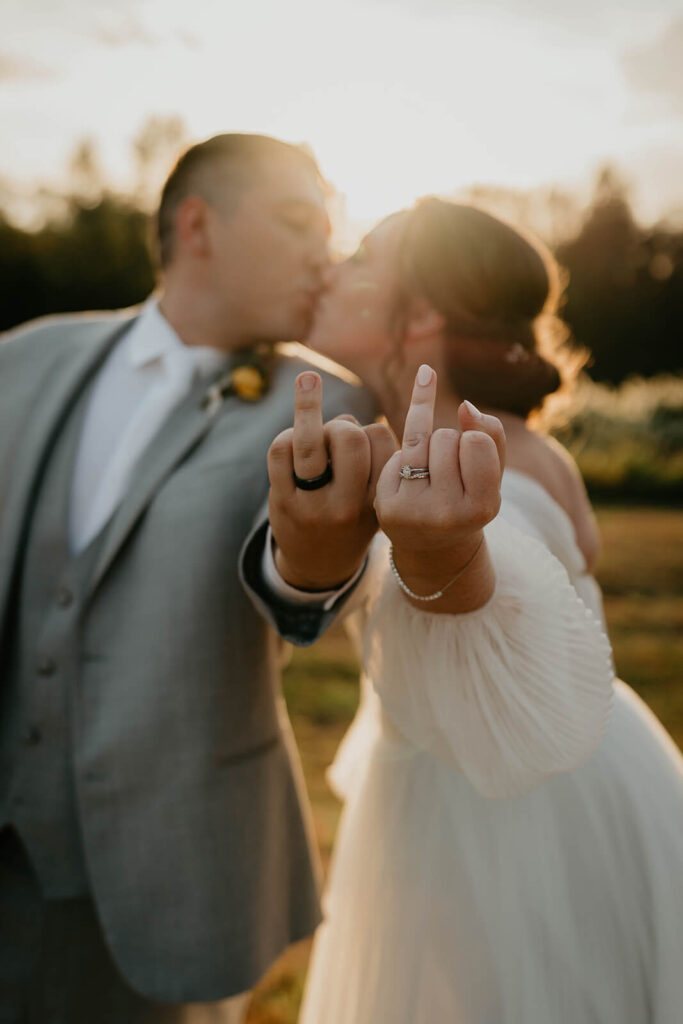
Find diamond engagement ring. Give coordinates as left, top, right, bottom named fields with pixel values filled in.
left=399, top=465, right=430, bottom=480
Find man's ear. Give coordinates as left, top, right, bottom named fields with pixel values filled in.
left=403, top=296, right=446, bottom=344
left=175, top=197, right=212, bottom=259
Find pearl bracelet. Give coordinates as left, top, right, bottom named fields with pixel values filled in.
left=388, top=536, right=485, bottom=602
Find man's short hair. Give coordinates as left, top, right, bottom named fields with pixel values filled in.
left=156, top=133, right=322, bottom=268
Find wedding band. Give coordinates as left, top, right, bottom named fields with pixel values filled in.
left=293, top=461, right=333, bottom=491
left=399, top=465, right=430, bottom=480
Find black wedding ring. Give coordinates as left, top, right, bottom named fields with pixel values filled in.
left=293, top=461, right=333, bottom=491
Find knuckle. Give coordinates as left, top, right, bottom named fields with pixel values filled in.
left=432, top=427, right=459, bottom=446
left=269, top=435, right=292, bottom=461
left=343, top=428, right=370, bottom=455
left=466, top=429, right=490, bottom=445
left=328, top=421, right=369, bottom=454
left=296, top=440, right=323, bottom=462
left=367, top=424, right=398, bottom=458
left=488, top=425, right=505, bottom=450
left=325, top=419, right=344, bottom=438
left=332, top=413, right=361, bottom=426
left=295, top=391, right=320, bottom=411
left=403, top=430, right=430, bottom=450
left=330, top=418, right=359, bottom=436
left=366, top=422, right=394, bottom=441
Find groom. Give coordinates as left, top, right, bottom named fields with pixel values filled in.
left=0, top=134, right=376, bottom=1021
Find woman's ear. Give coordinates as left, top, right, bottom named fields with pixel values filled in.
left=403, top=296, right=446, bottom=344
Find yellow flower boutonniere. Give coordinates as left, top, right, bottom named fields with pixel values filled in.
left=230, top=364, right=266, bottom=401
left=202, top=343, right=274, bottom=415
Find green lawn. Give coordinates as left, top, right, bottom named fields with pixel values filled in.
left=246, top=506, right=683, bottom=1023
left=595, top=507, right=683, bottom=748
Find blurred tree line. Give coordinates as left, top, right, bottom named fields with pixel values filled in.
left=556, top=170, right=682, bottom=383
left=1, top=124, right=681, bottom=384
left=0, top=117, right=183, bottom=335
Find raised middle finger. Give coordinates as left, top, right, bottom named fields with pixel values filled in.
left=292, top=371, right=328, bottom=481
left=399, top=364, right=436, bottom=484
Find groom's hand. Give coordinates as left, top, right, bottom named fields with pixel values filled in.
left=268, top=371, right=396, bottom=590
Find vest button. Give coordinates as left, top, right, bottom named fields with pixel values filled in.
left=57, top=586, right=74, bottom=607
left=37, top=656, right=56, bottom=676
left=22, top=726, right=42, bottom=745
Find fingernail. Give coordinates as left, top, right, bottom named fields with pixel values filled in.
left=417, top=364, right=433, bottom=387
left=464, top=399, right=482, bottom=420
left=299, top=373, right=317, bottom=391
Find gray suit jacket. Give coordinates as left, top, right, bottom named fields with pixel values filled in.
left=0, top=309, right=375, bottom=1001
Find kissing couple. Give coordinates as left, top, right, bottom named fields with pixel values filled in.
left=1, top=133, right=681, bottom=1024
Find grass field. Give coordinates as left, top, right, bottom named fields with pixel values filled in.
left=246, top=505, right=683, bottom=1024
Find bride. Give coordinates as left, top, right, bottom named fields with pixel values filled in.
left=271, top=199, right=683, bottom=1023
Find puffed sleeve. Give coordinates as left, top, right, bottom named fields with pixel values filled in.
left=364, top=517, right=615, bottom=799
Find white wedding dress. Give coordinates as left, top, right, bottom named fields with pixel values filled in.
left=299, top=469, right=683, bottom=1024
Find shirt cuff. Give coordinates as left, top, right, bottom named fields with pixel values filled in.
left=262, top=526, right=365, bottom=612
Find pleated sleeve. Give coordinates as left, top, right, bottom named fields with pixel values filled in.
left=364, top=516, right=615, bottom=799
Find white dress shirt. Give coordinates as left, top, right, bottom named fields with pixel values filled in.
left=68, top=298, right=226, bottom=553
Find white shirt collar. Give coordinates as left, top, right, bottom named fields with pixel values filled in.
left=126, top=298, right=228, bottom=381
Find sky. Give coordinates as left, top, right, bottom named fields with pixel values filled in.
left=1, top=0, right=682, bottom=234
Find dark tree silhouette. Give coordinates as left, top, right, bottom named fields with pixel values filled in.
left=557, top=169, right=682, bottom=383
left=0, top=194, right=155, bottom=331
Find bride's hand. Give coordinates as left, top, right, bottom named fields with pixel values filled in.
left=375, top=364, right=505, bottom=609
left=268, top=371, right=396, bottom=590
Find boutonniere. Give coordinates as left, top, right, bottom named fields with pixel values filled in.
left=201, top=343, right=274, bottom=415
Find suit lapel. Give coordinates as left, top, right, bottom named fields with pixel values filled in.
left=0, top=316, right=133, bottom=629
left=87, top=375, right=221, bottom=599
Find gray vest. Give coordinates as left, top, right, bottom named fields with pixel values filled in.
left=0, top=383, right=108, bottom=897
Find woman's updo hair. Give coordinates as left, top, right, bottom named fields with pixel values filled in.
left=396, top=197, right=574, bottom=418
